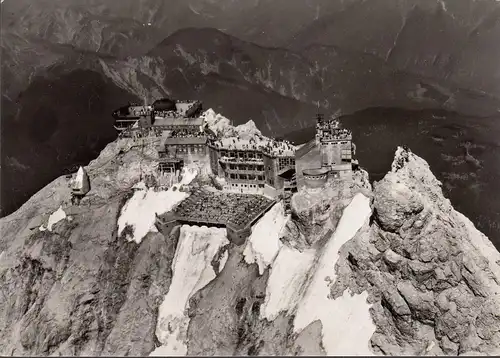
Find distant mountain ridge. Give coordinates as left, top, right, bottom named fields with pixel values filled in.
left=3, top=0, right=499, bottom=98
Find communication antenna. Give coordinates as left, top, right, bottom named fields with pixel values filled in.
left=315, top=102, right=324, bottom=124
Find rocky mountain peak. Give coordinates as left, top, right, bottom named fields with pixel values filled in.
left=334, top=146, right=500, bottom=355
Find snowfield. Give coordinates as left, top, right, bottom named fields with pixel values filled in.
left=243, top=202, right=289, bottom=275
left=261, top=245, right=316, bottom=321
left=293, top=193, right=375, bottom=355
left=151, top=225, right=229, bottom=356
left=39, top=206, right=67, bottom=232
left=118, top=167, right=198, bottom=244
left=259, top=193, right=376, bottom=355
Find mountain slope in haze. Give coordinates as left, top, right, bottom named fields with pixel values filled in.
left=1, top=115, right=499, bottom=355
left=1, top=1, right=165, bottom=58
left=99, top=27, right=500, bottom=125
left=287, top=0, right=500, bottom=98
left=3, top=0, right=499, bottom=99
left=0, top=0, right=346, bottom=55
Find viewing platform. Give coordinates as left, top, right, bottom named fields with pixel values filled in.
left=155, top=189, right=276, bottom=245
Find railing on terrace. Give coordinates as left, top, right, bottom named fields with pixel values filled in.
left=320, top=134, right=352, bottom=141
left=225, top=168, right=265, bottom=175
left=219, top=156, right=264, bottom=164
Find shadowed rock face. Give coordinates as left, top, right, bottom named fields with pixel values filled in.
left=0, top=139, right=178, bottom=356
left=0, top=197, right=179, bottom=356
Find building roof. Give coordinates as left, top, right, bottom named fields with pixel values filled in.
left=164, top=136, right=208, bottom=145
left=303, top=167, right=330, bottom=176
left=209, top=136, right=296, bottom=157
left=153, top=116, right=204, bottom=127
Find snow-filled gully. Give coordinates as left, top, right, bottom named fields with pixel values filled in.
left=145, top=177, right=375, bottom=356
left=261, top=193, right=376, bottom=355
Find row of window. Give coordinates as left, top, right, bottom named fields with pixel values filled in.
left=230, top=183, right=265, bottom=189
left=228, top=164, right=265, bottom=171
left=158, top=163, right=178, bottom=172
left=177, top=145, right=206, bottom=153
left=278, top=157, right=295, bottom=166
left=228, top=173, right=265, bottom=181
left=341, top=149, right=351, bottom=160
left=220, top=150, right=264, bottom=160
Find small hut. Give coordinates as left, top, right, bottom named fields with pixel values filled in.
left=71, top=166, right=90, bottom=204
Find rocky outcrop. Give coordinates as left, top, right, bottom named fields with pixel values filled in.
left=331, top=147, right=500, bottom=356
left=0, top=138, right=180, bottom=356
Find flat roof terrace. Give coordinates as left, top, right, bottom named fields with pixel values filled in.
left=208, top=136, right=296, bottom=157
left=168, top=189, right=275, bottom=228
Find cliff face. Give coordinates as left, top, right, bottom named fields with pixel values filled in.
left=332, top=147, right=500, bottom=355
left=1, top=114, right=499, bottom=356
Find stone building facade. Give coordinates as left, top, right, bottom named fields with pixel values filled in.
left=113, top=99, right=204, bottom=135
left=295, top=114, right=356, bottom=189
left=207, top=138, right=297, bottom=195
left=164, top=136, right=208, bottom=157
left=315, top=115, right=353, bottom=179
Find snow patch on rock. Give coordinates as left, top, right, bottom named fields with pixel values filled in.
left=259, top=193, right=376, bottom=354
left=118, top=166, right=198, bottom=244
left=151, top=226, right=229, bottom=356
left=219, top=250, right=229, bottom=271
left=261, top=245, right=316, bottom=321
left=39, top=206, right=67, bottom=232
left=243, top=202, right=289, bottom=275
left=293, top=193, right=375, bottom=355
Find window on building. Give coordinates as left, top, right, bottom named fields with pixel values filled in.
left=341, top=149, right=351, bottom=160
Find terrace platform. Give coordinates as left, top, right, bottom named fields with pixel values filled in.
left=155, top=189, right=276, bottom=245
